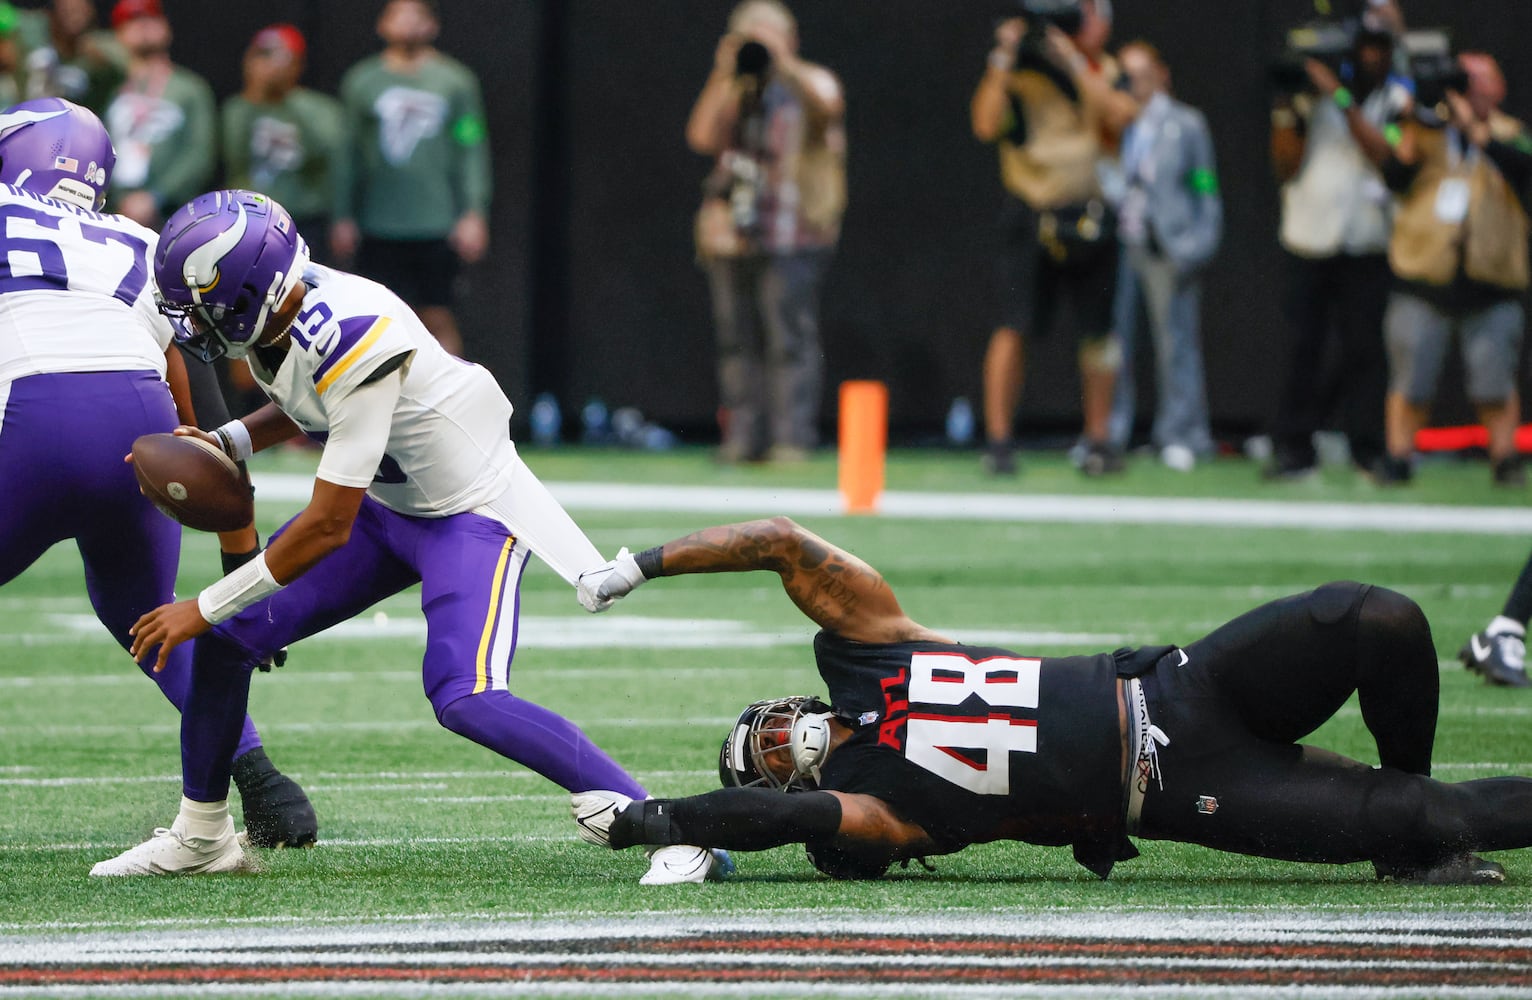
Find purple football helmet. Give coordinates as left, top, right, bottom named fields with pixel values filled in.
left=154, top=189, right=311, bottom=362
left=0, top=98, right=115, bottom=210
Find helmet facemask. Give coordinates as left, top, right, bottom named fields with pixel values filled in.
left=718, top=696, right=834, bottom=792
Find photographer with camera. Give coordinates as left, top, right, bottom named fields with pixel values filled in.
left=1375, top=51, right=1532, bottom=486
left=686, top=0, right=846, bottom=465
left=972, top=0, right=1138, bottom=477
left=1263, top=3, right=1408, bottom=481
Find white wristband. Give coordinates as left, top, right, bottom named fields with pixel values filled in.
left=197, top=550, right=283, bottom=625
left=215, top=419, right=253, bottom=462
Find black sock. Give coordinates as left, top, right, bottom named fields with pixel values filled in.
left=612, top=788, right=841, bottom=851
left=1502, top=549, right=1532, bottom=624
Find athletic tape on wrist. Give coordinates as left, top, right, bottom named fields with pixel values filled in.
left=215, top=419, right=253, bottom=462
left=198, top=550, right=282, bottom=625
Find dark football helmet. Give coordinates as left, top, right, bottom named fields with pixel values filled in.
left=718, top=695, right=834, bottom=792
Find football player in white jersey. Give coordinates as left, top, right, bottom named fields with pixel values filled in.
left=92, top=189, right=724, bottom=885
left=0, top=102, right=316, bottom=848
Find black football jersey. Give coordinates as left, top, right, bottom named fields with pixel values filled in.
left=813, top=629, right=1125, bottom=859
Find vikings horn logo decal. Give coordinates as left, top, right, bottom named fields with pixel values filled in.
left=0, top=106, right=68, bottom=142
left=182, top=201, right=250, bottom=298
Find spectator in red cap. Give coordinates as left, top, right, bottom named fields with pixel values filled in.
left=220, top=23, right=346, bottom=413
left=102, top=0, right=214, bottom=227
left=223, top=24, right=344, bottom=247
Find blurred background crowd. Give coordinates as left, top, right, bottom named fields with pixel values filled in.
left=5, top=0, right=1528, bottom=482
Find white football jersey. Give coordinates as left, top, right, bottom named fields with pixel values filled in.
left=247, top=264, right=515, bottom=517
left=0, top=184, right=173, bottom=385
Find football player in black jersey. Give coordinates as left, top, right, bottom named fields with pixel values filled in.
left=571, top=517, right=1532, bottom=884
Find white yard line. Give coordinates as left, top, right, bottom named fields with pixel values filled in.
left=2, top=910, right=1530, bottom=1000
left=245, top=474, right=1532, bottom=535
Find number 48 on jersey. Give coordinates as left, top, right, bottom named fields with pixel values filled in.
left=904, top=652, right=1041, bottom=796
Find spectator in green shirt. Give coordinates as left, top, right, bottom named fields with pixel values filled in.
left=222, top=25, right=345, bottom=245
left=18, top=0, right=125, bottom=115
left=331, top=0, right=491, bottom=357
left=0, top=3, right=23, bottom=109
left=102, top=0, right=214, bottom=228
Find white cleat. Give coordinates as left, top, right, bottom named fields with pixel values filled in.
left=642, top=846, right=733, bottom=884
left=571, top=790, right=633, bottom=848
left=89, top=818, right=244, bottom=877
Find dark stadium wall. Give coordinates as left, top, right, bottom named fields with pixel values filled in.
left=120, top=1, right=1532, bottom=440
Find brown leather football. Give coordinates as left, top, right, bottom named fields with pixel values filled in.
left=131, top=432, right=253, bottom=532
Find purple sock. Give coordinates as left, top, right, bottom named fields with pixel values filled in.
left=142, top=641, right=263, bottom=762
left=181, top=632, right=260, bottom=801
left=438, top=691, right=648, bottom=799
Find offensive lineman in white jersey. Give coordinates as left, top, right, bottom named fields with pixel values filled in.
left=92, top=189, right=724, bottom=884
left=0, top=101, right=315, bottom=848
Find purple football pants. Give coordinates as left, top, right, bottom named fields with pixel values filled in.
left=181, top=496, right=647, bottom=803
left=0, top=371, right=261, bottom=758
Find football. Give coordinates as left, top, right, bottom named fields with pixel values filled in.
left=131, top=432, right=253, bottom=532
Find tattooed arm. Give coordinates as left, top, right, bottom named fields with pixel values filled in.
left=586, top=517, right=945, bottom=644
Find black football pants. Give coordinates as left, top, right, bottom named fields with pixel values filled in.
left=1138, top=582, right=1532, bottom=868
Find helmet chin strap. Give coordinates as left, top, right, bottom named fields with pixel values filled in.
left=234, top=239, right=312, bottom=358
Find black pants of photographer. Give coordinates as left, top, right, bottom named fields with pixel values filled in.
left=1267, top=251, right=1389, bottom=476
left=706, top=249, right=832, bottom=463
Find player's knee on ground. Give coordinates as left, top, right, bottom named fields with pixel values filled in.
left=1362, top=771, right=1471, bottom=866
left=1078, top=336, right=1122, bottom=375
left=805, top=838, right=895, bottom=880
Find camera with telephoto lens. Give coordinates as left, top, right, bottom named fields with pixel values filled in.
left=1015, top=0, right=1083, bottom=61
left=735, top=39, right=772, bottom=78
left=1269, top=19, right=1357, bottom=94
left=1403, top=29, right=1469, bottom=126
left=1268, top=0, right=1398, bottom=95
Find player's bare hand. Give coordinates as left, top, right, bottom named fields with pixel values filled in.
left=124, top=425, right=220, bottom=465
left=129, top=599, right=212, bottom=672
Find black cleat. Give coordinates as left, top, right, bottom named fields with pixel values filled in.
left=1375, top=853, right=1506, bottom=886
left=1460, top=629, right=1531, bottom=688
left=1080, top=441, right=1125, bottom=477
left=232, top=748, right=318, bottom=849
left=1493, top=456, right=1527, bottom=488
left=1367, top=454, right=1414, bottom=486
left=1261, top=449, right=1317, bottom=482
left=983, top=441, right=1018, bottom=476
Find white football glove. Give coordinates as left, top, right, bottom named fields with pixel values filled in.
left=576, top=547, right=649, bottom=614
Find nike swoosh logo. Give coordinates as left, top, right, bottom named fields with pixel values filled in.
left=1471, top=635, right=1492, bottom=662
left=1177, top=650, right=1189, bottom=667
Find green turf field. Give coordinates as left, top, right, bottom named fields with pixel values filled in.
left=3, top=446, right=1531, bottom=937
